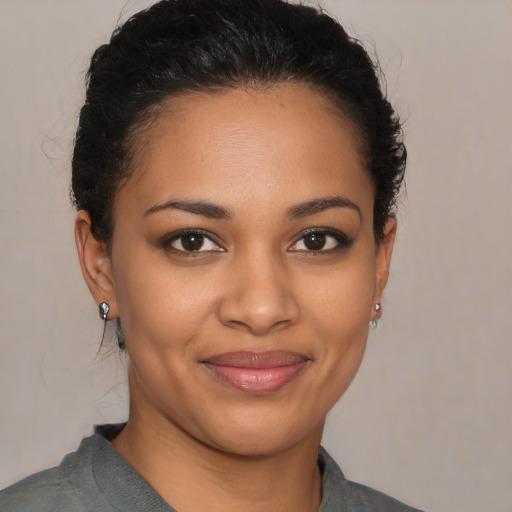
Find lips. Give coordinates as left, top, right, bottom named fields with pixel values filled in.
left=202, top=350, right=308, bottom=394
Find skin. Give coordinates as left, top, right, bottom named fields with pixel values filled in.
left=75, top=83, right=396, bottom=512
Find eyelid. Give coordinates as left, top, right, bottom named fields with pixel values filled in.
left=159, top=228, right=225, bottom=253
left=158, top=227, right=352, bottom=254
left=288, top=227, right=353, bottom=252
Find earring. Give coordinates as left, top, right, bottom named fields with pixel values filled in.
left=370, top=303, right=381, bottom=330
left=99, top=302, right=110, bottom=321
left=98, top=302, right=110, bottom=346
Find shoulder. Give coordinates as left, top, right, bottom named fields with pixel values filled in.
left=0, top=424, right=169, bottom=512
left=319, top=447, right=424, bottom=512
left=0, top=429, right=117, bottom=512
left=346, top=481, right=425, bottom=512
left=0, top=464, right=84, bottom=512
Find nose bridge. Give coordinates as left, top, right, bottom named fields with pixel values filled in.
left=218, top=246, right=299, bottom=335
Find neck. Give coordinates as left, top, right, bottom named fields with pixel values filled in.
left=111, top=372, right=324, bottom=512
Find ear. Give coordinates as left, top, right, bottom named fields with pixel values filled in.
left=372, top=217, right=397, bottom=321
left=75, top=210, right=118, bottom=319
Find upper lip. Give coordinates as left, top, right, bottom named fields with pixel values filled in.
left=202, top=350, right=308, bottom=368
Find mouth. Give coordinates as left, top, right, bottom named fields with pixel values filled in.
left=201, top=350, right=309, bottom=394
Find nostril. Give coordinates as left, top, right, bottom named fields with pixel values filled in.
left=226, top=317, right=292, bottom=336
left=218, top=292, right=300, bottom=336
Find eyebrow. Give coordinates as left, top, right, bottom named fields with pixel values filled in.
left=286, top=196, right=362, bottom=220
left=145, top=195, right=361, bottom=221
left=145, top=200, right=232, bottom=220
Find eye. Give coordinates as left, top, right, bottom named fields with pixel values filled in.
left=162, top=229, right=224, bottom=253
left=289, top=228, right=353, bottom=252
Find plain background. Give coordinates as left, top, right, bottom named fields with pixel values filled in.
left=1, top=1, right=511, bottom=511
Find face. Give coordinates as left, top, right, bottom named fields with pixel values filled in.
left=78, top=83, right=395, bottom=456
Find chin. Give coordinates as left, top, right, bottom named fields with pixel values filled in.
left=197, top=411, right=324, bottom=458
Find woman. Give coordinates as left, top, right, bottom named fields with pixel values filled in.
left=1, top=0, right=421, bottom=510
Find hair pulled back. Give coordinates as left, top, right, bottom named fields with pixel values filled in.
left=72, top=0, right=406, bottom=244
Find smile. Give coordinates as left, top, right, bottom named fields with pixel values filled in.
left=202, top=351, right=309, bottom=394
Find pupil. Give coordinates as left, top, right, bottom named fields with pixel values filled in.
left=305, top=233, right=326, bottom=250
left=182, top=234, right=204, bottom=251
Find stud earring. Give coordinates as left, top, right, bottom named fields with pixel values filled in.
left=99, top=302, right=110, bottom=321
left=370, top=303, right=381, bottom=330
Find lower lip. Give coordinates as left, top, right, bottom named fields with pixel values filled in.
left=203, top=361, right=307, bottom=394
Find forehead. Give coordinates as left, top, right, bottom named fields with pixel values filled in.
left=117, top=83, right=373, bottom=216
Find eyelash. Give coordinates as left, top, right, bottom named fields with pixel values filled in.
left=160, top=229, right=225, bottom=256
left=159, top=227, right=353, bottom=256
left=289, top=228, right=353, bottom=254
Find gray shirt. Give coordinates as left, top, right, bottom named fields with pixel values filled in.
left=0, top=424, right=423, bottom=511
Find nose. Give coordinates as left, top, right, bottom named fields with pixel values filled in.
left=217, top=252, right=300, bottom=336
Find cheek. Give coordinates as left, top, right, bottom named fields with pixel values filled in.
left=300, top=253, right=376, bottom=336
left=111, top=255, right=220, bottom=412
left=111, top=250, right=218, bottom=352
left=297, top=251, right=376, bottom=392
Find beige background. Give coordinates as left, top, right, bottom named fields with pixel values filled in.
left=1, top=1, right=511, bottom=511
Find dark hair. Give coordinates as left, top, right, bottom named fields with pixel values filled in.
left=71, top=0, right=406, bottom=245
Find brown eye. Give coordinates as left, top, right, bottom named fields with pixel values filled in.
left=165, top=230, right=224, bottom=253
left=289, top=229, right=353, bottom=253
left=181, top=233, right=204, bottom=251
left=303, top=233, right=326, bottom=250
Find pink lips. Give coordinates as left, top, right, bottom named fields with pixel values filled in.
left=202, top=350, right=308, bottom=394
